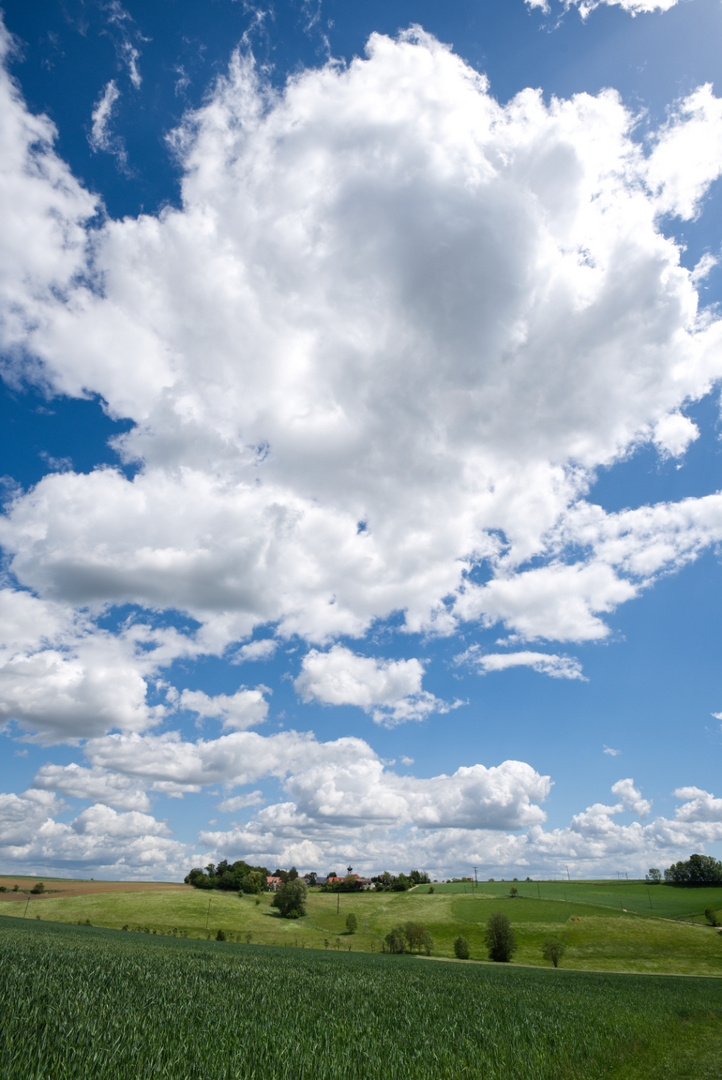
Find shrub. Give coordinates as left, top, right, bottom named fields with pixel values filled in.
left=484, top=912, right=516, bottom=963
left=216, top=929, right=227, bottom=941
left=30, top=882, right=45, bottom=894
left=345, top=913, right=358, bottom=934
left=509, top=886, right=518, bottom=898
left=704, top=906, right=720, bottom=927
left=454, top=936, right=470, bottom=960
left=541, top=940, right=566, bottom=968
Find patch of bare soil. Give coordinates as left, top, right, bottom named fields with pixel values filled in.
left=0, top=877, right=188, bottom=900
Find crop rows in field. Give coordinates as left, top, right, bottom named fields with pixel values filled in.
left=2, top=916, right=722, bottom=1080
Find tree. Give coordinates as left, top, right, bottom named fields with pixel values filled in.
left=646, top=868, right=662, bottom=884
left=384, top=926, right=406, bottom=954
left=454, top=935, right=470, bottom=960
left=404, top=922, right=433, bottom=955
left=484, top=912, right=517, bottom=962
left=541, top=940, right=566, bottom=968
left=271, top=878, right=308, bottom=918
left=509, top=886, right=518, bottom=898
left=346, top=912, right=358, bottom=934
left=704, top=906, right=721, bottom=927
left=664, top=854, right=722, bottom=886
left=30, top=882, right=45, bottom=894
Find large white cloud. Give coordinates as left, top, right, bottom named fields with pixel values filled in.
left=295, top=644, right=459, bottom=725
left=0, top=789, right=188, bottom=878
left=1, top=28, right=721, bottom=674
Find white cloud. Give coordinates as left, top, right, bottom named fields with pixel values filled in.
left=217, top=790, right=265, bottom=813
left=31, top=763, right=152, bottom=811
left=603, top=746, right=621, bottom=756
left=1, top=28, right=721, bottom=682
left=528, top=0, right=683, bottom=16
left=611, top=777, right=652, bottom=818
left=231, top=639, right=278, bottom=663
left=0, top=638, right=165, bottom=742
left=645, top=85, right=722, bottom=220
left=295, top=645, right=459, bottom=725
left=456, top=645, right=586, bottom=680
left=0, top=788, right=186, bottom=878
left=89, top=80, right=123, bottom=158
left=672, top=786, right=722, bottom=823
left=180, top=686, right=270, bottom=730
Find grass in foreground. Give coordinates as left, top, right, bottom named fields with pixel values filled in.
left=2, top=916, right=721, bottom=1080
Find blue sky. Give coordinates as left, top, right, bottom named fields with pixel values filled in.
left=1, top=0, right=722, bottom=881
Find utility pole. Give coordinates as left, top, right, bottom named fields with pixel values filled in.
left=473, top=866, right=478, bottom=890
left=205, top=897, right=211, bottom=930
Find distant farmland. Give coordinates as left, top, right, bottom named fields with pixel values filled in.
left=2, top=875, right=721, bottom=976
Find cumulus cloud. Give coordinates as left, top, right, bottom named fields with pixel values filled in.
left=0, top=788, right=185, bottom=878
left=231, top=639, right=278, bottom=663
left=611, top=777, right=652, bottom=818
left=603, top=746, right=621, bottom=756
left=179, top=686, right=270, bottom=730
left=295, top=645, right=459, bottom=725
left=1, top=29, right=721, bottom=678
left=455, top=645, right=586, bottom=680
left=31, top=763, right=152, bottom=811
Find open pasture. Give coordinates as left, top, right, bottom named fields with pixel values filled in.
left=2, top=916, right=721, bottom=1080
left=432, top=878, right=722, bottom=919
left=3, top=876, right=721, bottom=975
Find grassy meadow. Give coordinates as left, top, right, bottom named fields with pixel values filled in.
left=2, top=915, right=722, bottom=1080
left=3, top=875, right=722, bottom=976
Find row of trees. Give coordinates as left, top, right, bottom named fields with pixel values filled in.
left=185, top=860, right=271, bottom=894
left=663, top=854, right=722, bottom=886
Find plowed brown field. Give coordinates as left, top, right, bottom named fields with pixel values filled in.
left=0, top=876, right=187, bottom=900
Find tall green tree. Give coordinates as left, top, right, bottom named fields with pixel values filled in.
left=271, top=878, right=308, bottom=918
left=484, top=912, right=517, bottom=962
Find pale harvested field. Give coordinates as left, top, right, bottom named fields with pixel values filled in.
left=0, top=876, right=187, bottom=901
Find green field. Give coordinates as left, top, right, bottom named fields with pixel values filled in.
left=2, top=916, right=721, bottom=1080
left=5, top=877, right=722, bottom=976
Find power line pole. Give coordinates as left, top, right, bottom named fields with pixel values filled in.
left=473, top=866, right=478, bottom=891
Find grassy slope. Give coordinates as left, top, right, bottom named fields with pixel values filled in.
left=6, top=879, right=722, bottom=975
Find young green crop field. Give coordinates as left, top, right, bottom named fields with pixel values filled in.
left=2, top=916, right=721, bottom=1080
left=4, top=876, right=721, bottom=976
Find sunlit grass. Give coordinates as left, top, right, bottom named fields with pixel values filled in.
left=2, top=916, right=721, bottom=1080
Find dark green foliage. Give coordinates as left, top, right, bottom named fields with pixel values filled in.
left=541, top=940, right=566, bottom=968
left=185, top=859, right=270, bottom=892
left=271, top=878, right=307, bottom=918
left=383, top=922, right=432, bottom=955
left=215, top=929, right=227, bottom=941
left=384, top=926, right=406, bottom=954
left=345, top=912, right=358, bottom=934
left=509, top=886, right=518, bottom=897
left=454, top=935, right=470, bottom=960
left=3, top=916, right=722, bottom=1080
left=485, top=912, right=517, bottom=962
left=404, top=922, right=433, bottom=955
left=646, top=868, right=662, bottom=884
left=29, top=882, right=45, bottom=895
left=664, top=854, right=722, bottom=886
left=704, top=906, right=721, bottom=927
